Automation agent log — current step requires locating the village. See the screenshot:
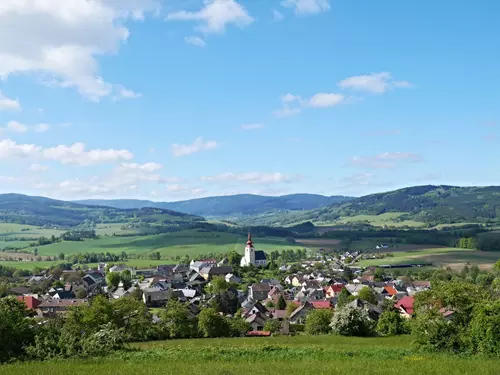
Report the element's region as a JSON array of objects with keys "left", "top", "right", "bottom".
[{"left": 11, "top": 234, "right": 435, "bottom": 334}]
